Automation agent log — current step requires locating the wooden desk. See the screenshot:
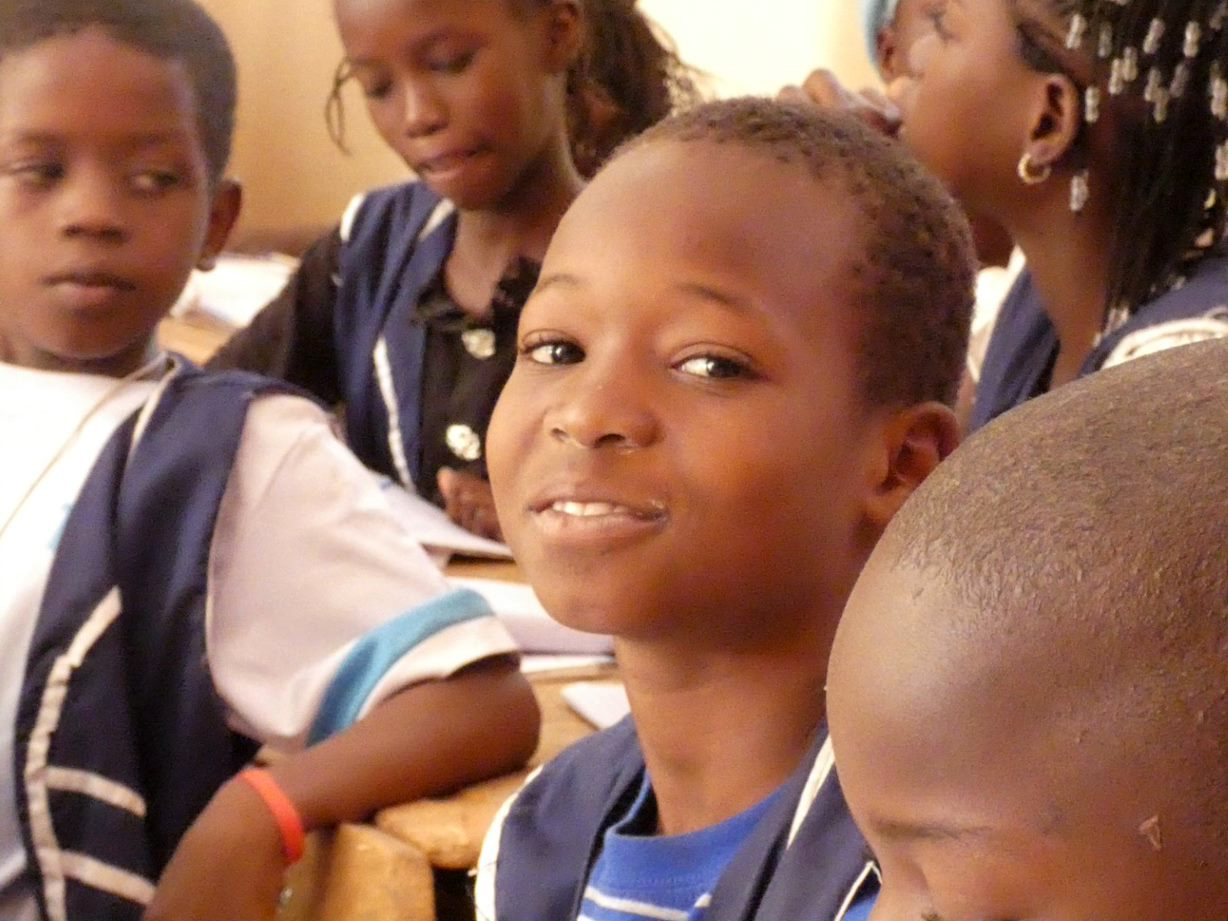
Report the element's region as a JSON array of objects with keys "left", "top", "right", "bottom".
[
  {"left": 279, "top": 664, "right": 613, "bottom": 921},
  {"left": 158, "top": 311, "right": 232, "bottom": 365}
]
